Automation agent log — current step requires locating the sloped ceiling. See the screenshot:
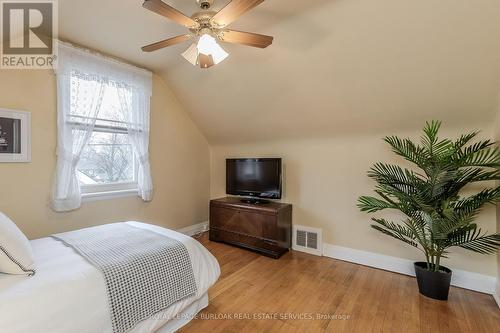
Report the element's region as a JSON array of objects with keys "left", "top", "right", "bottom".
[{"left": 59, "top": 0, "right": 500, "bottom": 143}]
